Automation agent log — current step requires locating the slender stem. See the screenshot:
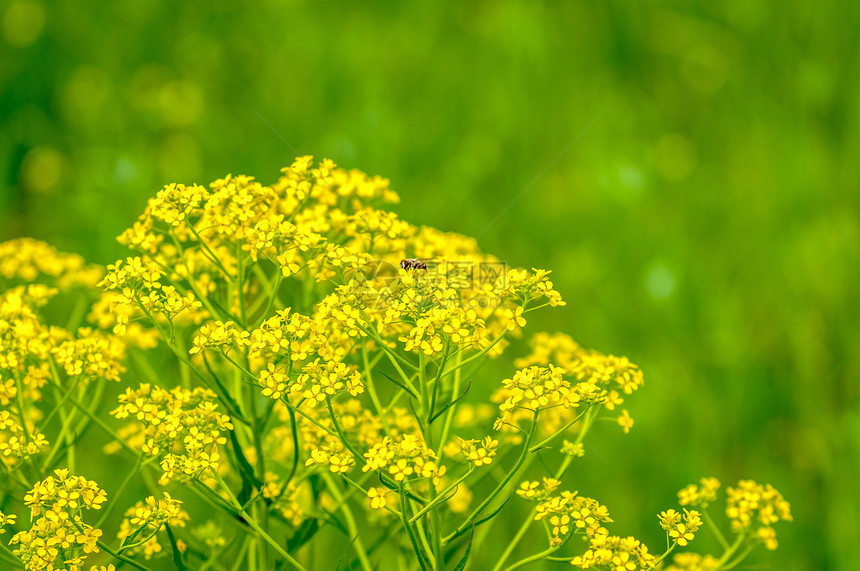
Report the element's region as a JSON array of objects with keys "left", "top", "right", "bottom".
[
  {"left": 443, "top": 331, "right": 507, "bottom": 376},
  {"left": 448, "top": 412, "right": 540, "bottom": 541},
  {"left": 400, "top": 484, "right": 431, "bottom": 571},
  {"left": 321, "top": 473, "right": 374, "bottom": 571},
  {"left": 437, "top": 350, "right": 463, "bottom": 457},
  {"left": 97, "top": 538, "right": 155, "bottom": 571},
  {"left": 703, "top": 507, "right": 729, "bottom": 550},
  {"left": 714, "top": 533, "right": 747, "bottom": 569},
  {"left": 362, "top": 347, "right": 393, "bottom": 436},
  {"left": 236, "top": 241, "right": 248, "bottom": 326},
  {"left": 96, "top": 453, "right": 146, "bottom": 528},
  {"left": 410, "top": 467, "right": 474, "bottom": 523},
  {"left": 502, "top": 544, "right": 562, "bottom": 571},
  {"left": 490, "top": 424, "right": 585, "bottom": 571},
  {"left": 39, "top": 374, "right": 82, "bottom": 429},
  {"left": 254, "top": 269, "right": 283, "bottom": 329},
  {"left": 647, "top": 542, "right": 677, "bottom": 569},
  {"left": 0, "top": 542, "right": 24, "bottom": 569},
  {"left": 326, "top": 398, "right": 365, "bottom": 465},
  {"left": 528, "top": 408, "right": 590, "bottom": 453},
  {"left": 210, "top": 469, "right": 308, "bottom": 570}
]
